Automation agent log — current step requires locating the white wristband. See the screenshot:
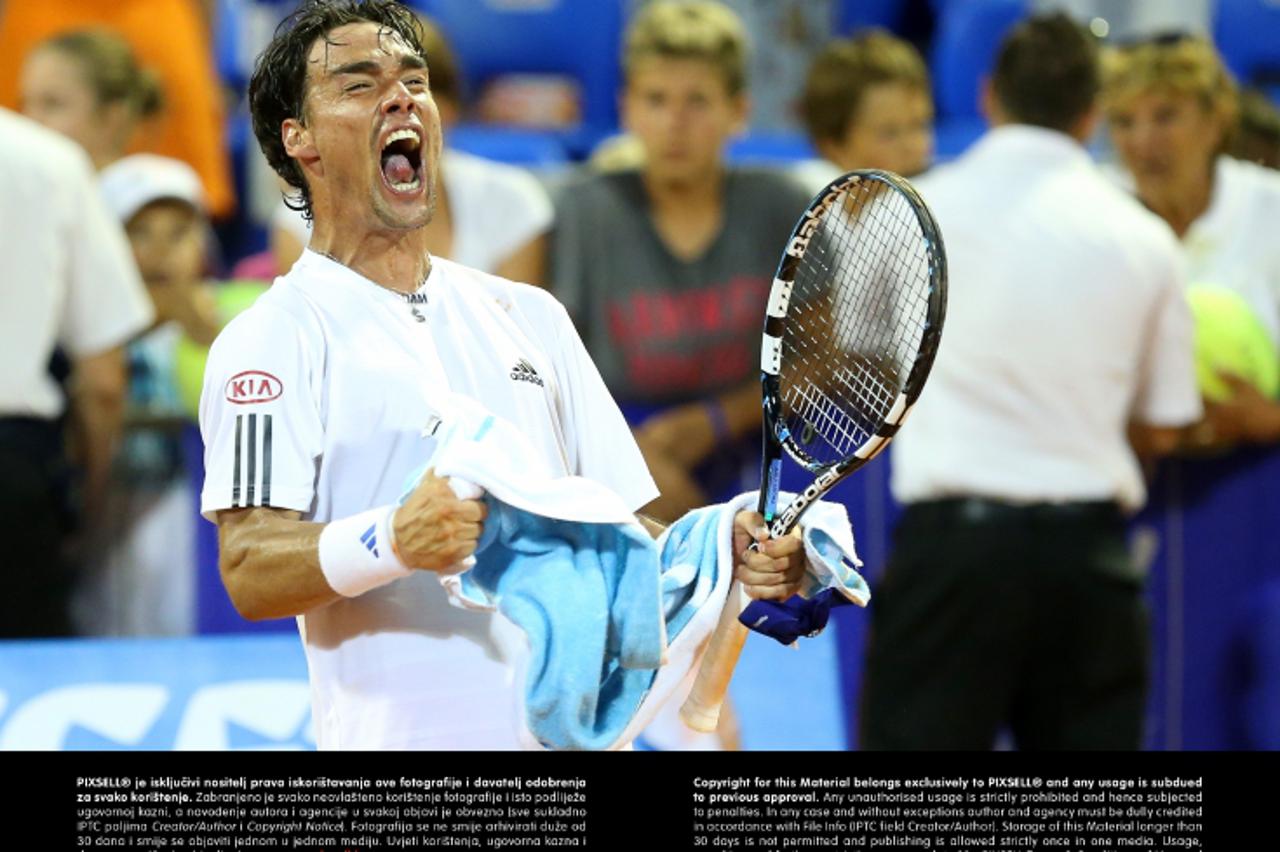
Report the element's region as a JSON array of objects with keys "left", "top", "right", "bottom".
[{"left": 318, "top": 505, "right": 412, "bottom": 598}]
